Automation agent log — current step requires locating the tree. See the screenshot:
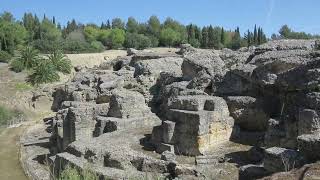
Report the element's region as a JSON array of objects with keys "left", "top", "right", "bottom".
[
  {"left": 147, "top": 16, "right": 161, "bottom": 37},
  {"left": 52, "top": 16, "right": 56, "bottom": 25},
  {"left": 112, "top": 18, "right": 124, "bottom": 29},
  {"left": 160, "top": 28, "right": 180, "bottom": 47},
  {"left": 124, "top": 33, "right": 151, "bottom": 49},
  {"left": 201, "top": 27, "right": 209, "bottom": 48},
  {"left": 186, "top": 24, "right": 200, "bottom": 47},
  {"left": 207, "top": 26, "right": 214, "bottom": 48},
  {"left": 106, "top": 20, "right": 111, "bottom": 29},
  {"left": 98, "top": 29, "right": 111, "bottom": 45},
  {"left": 39, "top": 18, "right": 61, "bottom": 41},
  {"left": 107, "top": 28, "right": 125, "bottom": 49},
  {"left": 221, "top": 27, "right": 225, "bottom": 45},
  {"left": 229, "top": 27, "right": 241, "bottom": 50},
  {"left": 0, "top": 14, "right": 27, "bottom": 54},
  {"left": 100, "top": 22, "right": 106, "bottom": 29},
  {"left": 126, "top": 17, "right": 139, "bottom": 33},
  {"left": 253, "top": 24, "right": 257, "bottom": 45},
  {"left": 163, "top": 17, "right": 187, "bottom": 43},
  {"left": 83, "top": 26, "right": 100, "bottom": 42},
  {"left": 279, "top": 25, "right": 291, "bottom": 39},
  {"left": 245, "top": 30, "right": 252, "bottom": 46},
  {"left": 0, "top": 11, "right": 14, "bottom": 22}
]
